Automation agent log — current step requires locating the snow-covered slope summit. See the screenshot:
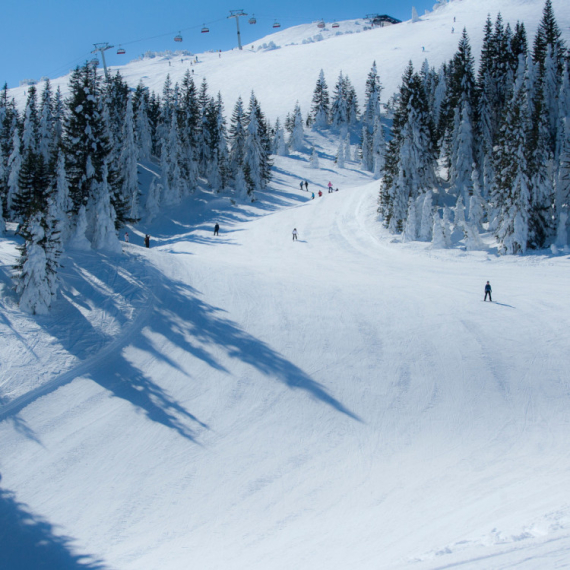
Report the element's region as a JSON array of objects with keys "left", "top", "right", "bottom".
[{"left": 8, "top": 0, "right": 570, "bottom": 122}]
